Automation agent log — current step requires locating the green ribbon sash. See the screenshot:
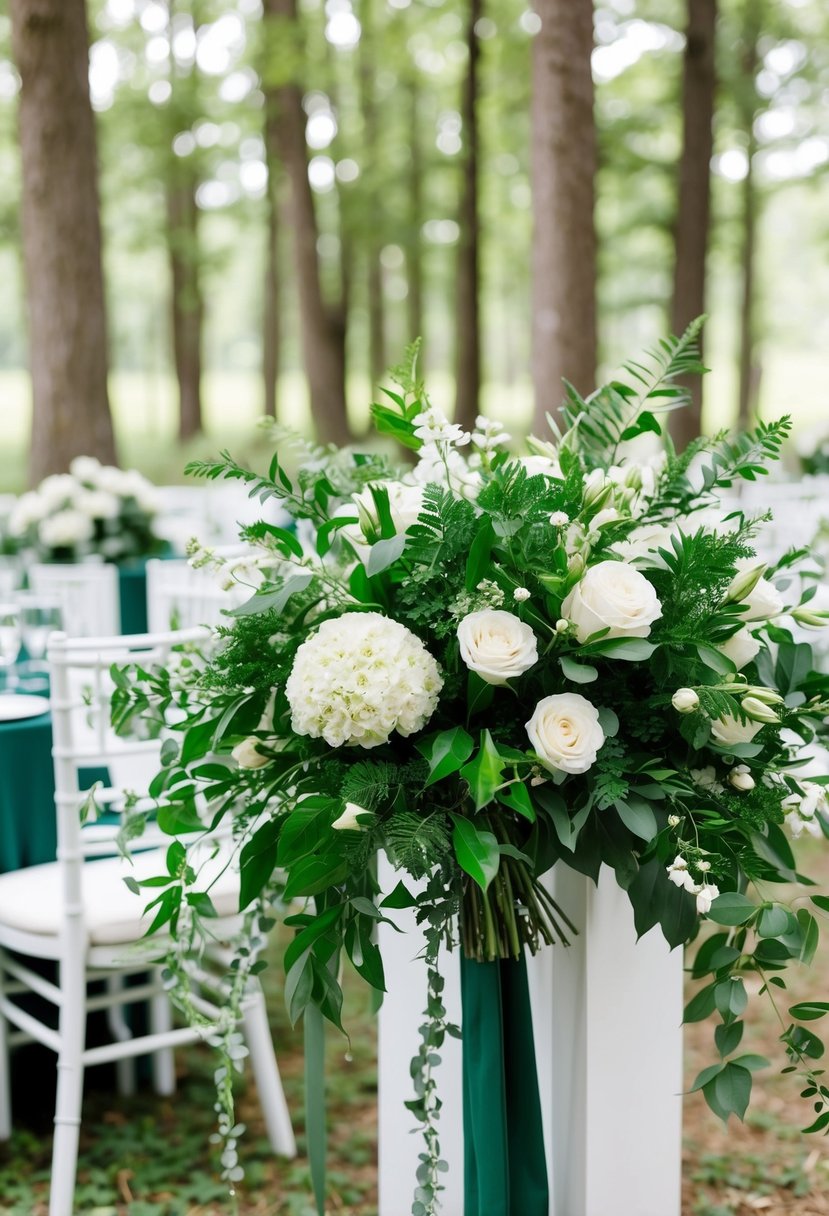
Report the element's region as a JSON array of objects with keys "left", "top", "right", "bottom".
[{"left": 460, "top": 953, "right": 549, "bottom": 1216}]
